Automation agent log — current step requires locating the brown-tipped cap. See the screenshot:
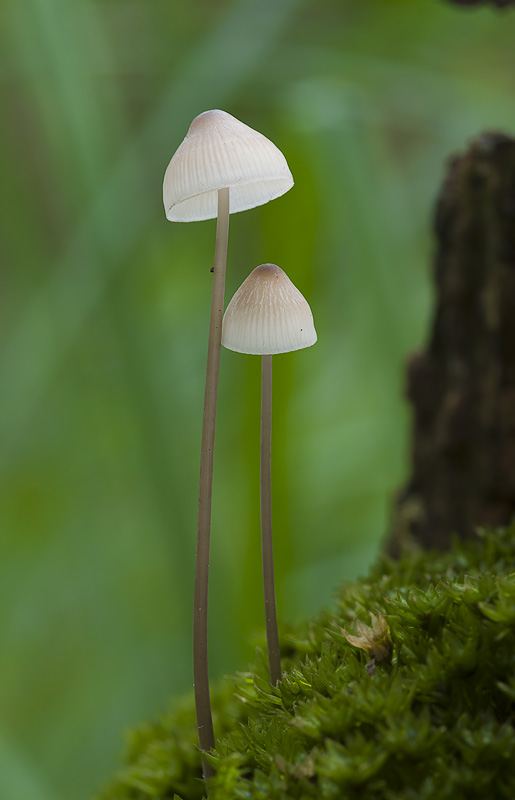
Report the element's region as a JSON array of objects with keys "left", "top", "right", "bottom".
[
  {"left": 222, "top": 264, "right": 317, "bottom": 355},
  {"left": 163, "top": 110, "right": 294, "bottom": 222}
]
